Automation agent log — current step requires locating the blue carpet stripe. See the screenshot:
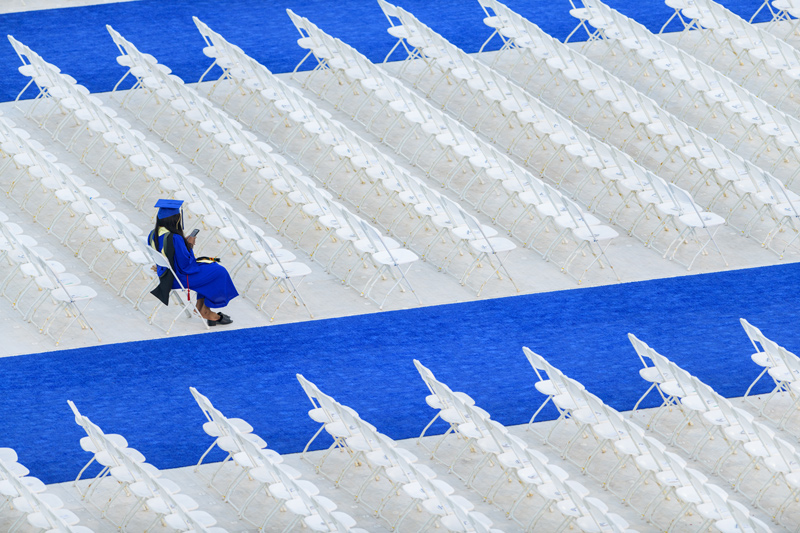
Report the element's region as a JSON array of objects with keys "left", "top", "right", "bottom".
[
  {"left": 2, "top": 263, "right": 798, "bottom": 484},
  {"left": 0, "top": 0, "right": 768, "bottom": 103}
]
